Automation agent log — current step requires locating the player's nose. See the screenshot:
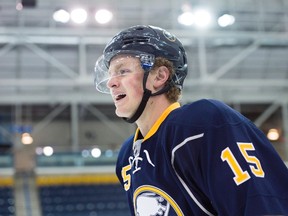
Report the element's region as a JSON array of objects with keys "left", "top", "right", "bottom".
[{"left": 107, "top": 76, "right": 119, "bottom": 89}]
